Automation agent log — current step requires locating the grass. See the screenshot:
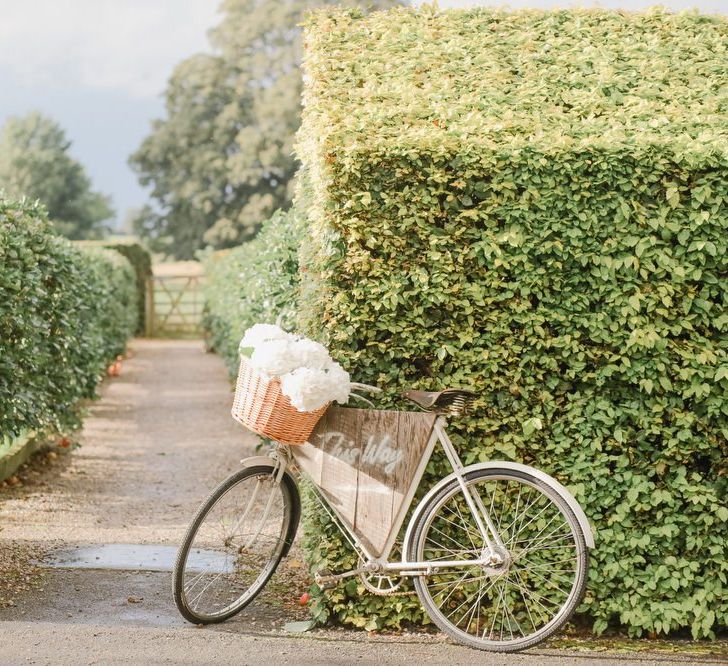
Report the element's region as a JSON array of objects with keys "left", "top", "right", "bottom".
[{"left": 549, "top": 634, "right": 728, "bottom": 656}]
